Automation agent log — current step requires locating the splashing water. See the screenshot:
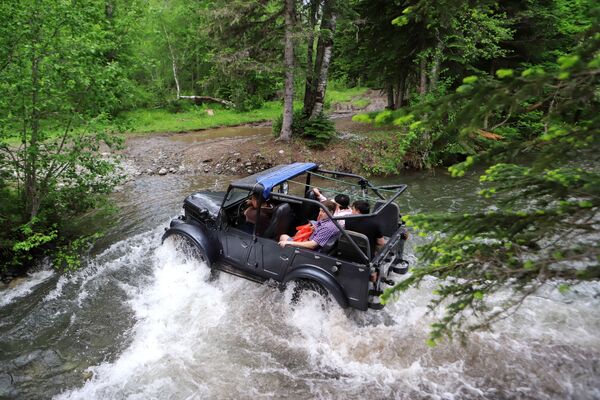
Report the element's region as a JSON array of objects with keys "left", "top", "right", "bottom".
[{"left": 44, "top": 231, "right": 599, "bottom": 400}]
